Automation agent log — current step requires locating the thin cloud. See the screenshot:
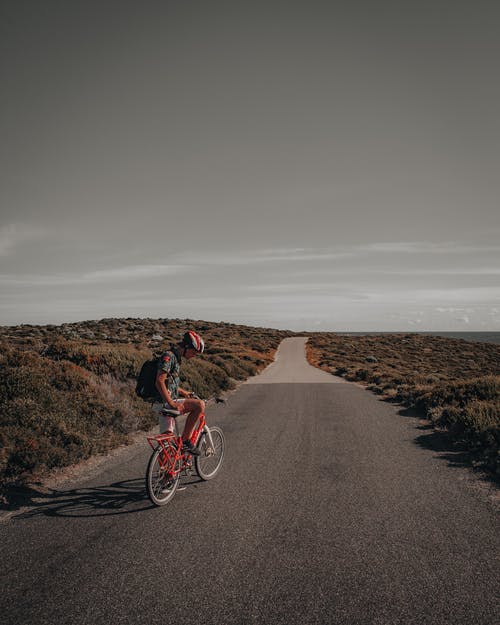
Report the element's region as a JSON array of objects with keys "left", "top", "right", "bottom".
[
  {"left": 245, "top": 282, "right": 370, "bottom": 300},
  {"left": 358, "top": 242, "right": 438, "bottom": 253},
  {"left": 354, "top": 242, "right": 500, "bottom": 255},
  {"left": 2, "top": 239, "right": 499, "bottom": 330},
  {"left": 292, "top": 267, "right": 500, "bottom": 278},
  {"left": 83, "top": 265, "right": 187, "bottom": 282},
  {"left": 0, "top": 264, "right": 187, "bottom": 287},
  {"left": 0, "top": 223, "right": 48, "bottom": 256},
  {"left": 372, "top": 286, "right": 500, "bottom": 304},
  {"left": 355, "top": 267, "right": 500, "bottom": 276},
  {"left": 174, "top": 248, "right": 353, "bottom": 266},
  {"left": 174, "top": 242, "right": 500, "bottom": 268},
  {"left": 436, "top": 307, "right": 475, "bottom": 313}
]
